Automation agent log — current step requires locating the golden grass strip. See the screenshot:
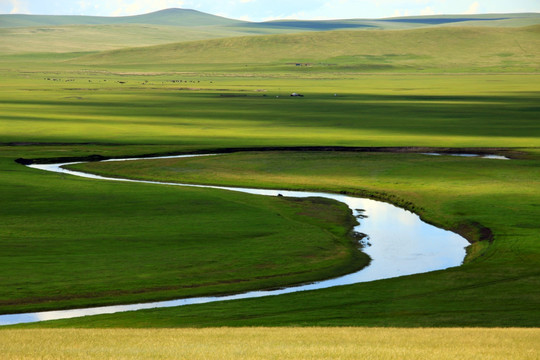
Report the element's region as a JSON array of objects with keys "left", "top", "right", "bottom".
[{"left": 1, "top": 327, "right": 538, "bottom": 360}]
